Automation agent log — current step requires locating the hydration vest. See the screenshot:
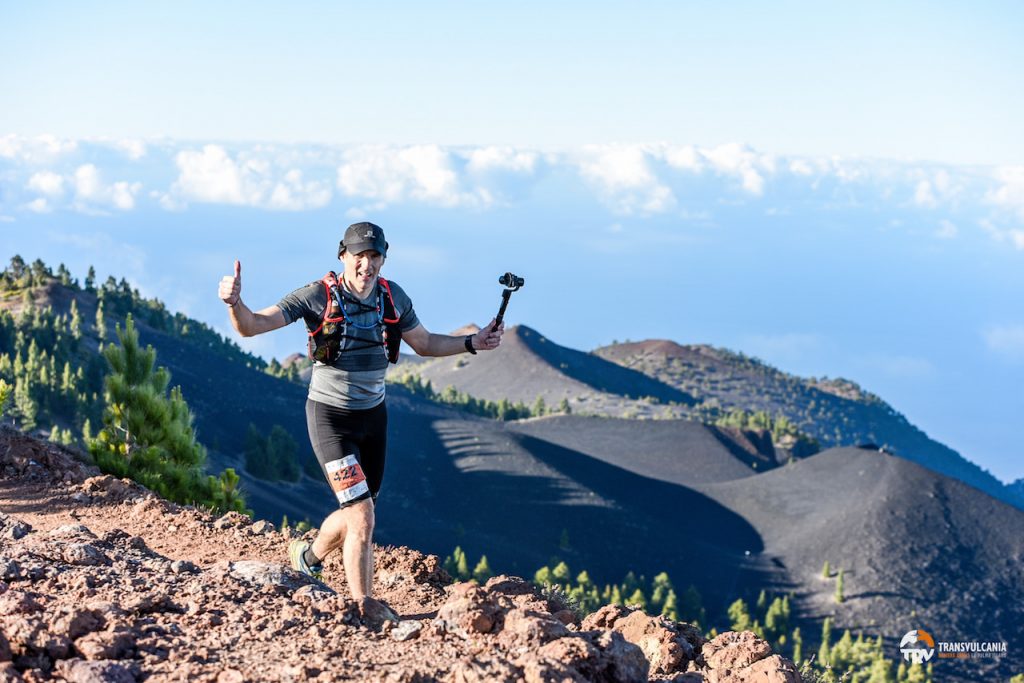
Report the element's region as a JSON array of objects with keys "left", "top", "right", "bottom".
[{"left": 306, "top": 271, "right": 402, "bottom": 366}]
